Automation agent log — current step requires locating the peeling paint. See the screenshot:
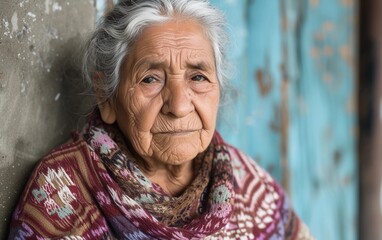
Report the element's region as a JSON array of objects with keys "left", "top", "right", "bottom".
[
  {"left": 27, "top": 12, "right": 37, "bottom": 22},
  {"left": 11, "top": 12, "right": 18, "bottom": 34},
  {"left": 20, "top": 82, "right": 26, "bottom": 93},
  {"left": 36, "top": 53, "right": 52, "bottom": 72},
  {"left": 323, "top": 46, "right": 333, "bottom": 56},
  {"left": 19, "top": 0, "right": 30, "bottom": 8},
  {"left": 0, "top": 72, "right": 7, "bottom": 89},
  {"left": 16, "top": 25, "right": 30, "bottom": 40},
  {"left": 52, "top": 2, "right": 63, "bottom": 12},
  {"left": 38, "top": 1, "right": 64, "bottom": 15},
  {"left": 45, "top": 0, "right": 51, "bottom": 14},
  {"left": 340, "top": 44, "right": 353, "bottom": 67},
  {"left": 2, "top": 19, "right": 11, "bottom": 38},
  {"left": 322, "top": 21, "right": 335, "bottom": 32},
  {"left": 54, "top": 93, "right": 61, "bottom": 101},
  {"left": 341, "top": 0, "right": 354, "bottom": 7},
  {"left": 49, "top": 27, "right": 59, "bottom": 39},
  {"left": 310, "top": 47, "right": 319, "bottom": 58},
  {"left": 313, "top": 31, "right": 324, "bottom": 41},
  {"left": 255, "top": 69, "right": 273, "bottom": 96},
  {"left": 310, "top": 0, "right": 320, "bottom": 7},
  {"left": 333, "top": 149, "right": 343, "bottom": 166},
  {"left": 323, "top": 73, "right": 333, "bottom": 83}
]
